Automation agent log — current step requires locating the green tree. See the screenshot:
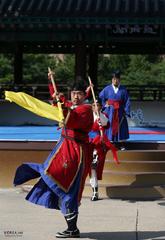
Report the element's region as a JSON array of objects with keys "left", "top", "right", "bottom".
[
  {"left": 0, "top": 53, "right": 165, "bottom": 87},
  {"left": 124, "top": 55, "right": 152, "bottom": 85},
  {"left": 23, "top": 54, "right": 75, "bottom": 87},
  {"left": 98, "top": 54, "right": 130, "bottom": 85},
  {"left": 149, "top": 59, "right": 165, "bottom": 85},
  {"left": 23, "top": 54, "right": 55, "bottom": 84},
  {"left": 0, "top": 54, "right": 13, "bottom": 83},
  {"left": 55, "top": 54, "right": 75, "bottom": 86}
]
